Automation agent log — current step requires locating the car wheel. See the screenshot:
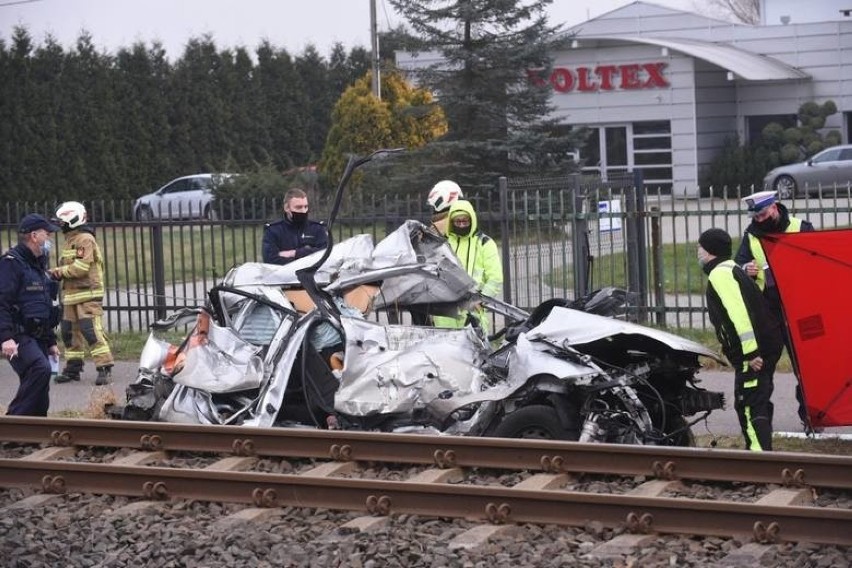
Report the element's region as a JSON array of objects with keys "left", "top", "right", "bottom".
[
  {"left": 136, "top": 206, "right": 153, "bottom": 222},
  {"left": 773, "top": 175, "right": 797, "bottom": 198},
  {"left": 487, "top": 404, "right": 579, "bottom": 441},
  {"left": 203, "top": 205, "right": 218, "bottom": 221}
]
